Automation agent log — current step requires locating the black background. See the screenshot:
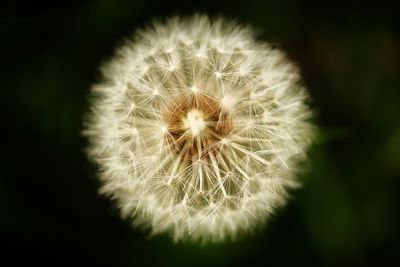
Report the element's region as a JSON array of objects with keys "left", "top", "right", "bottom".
[{"left": 1, "top": 0, "right": 400, "bottom": 266}]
